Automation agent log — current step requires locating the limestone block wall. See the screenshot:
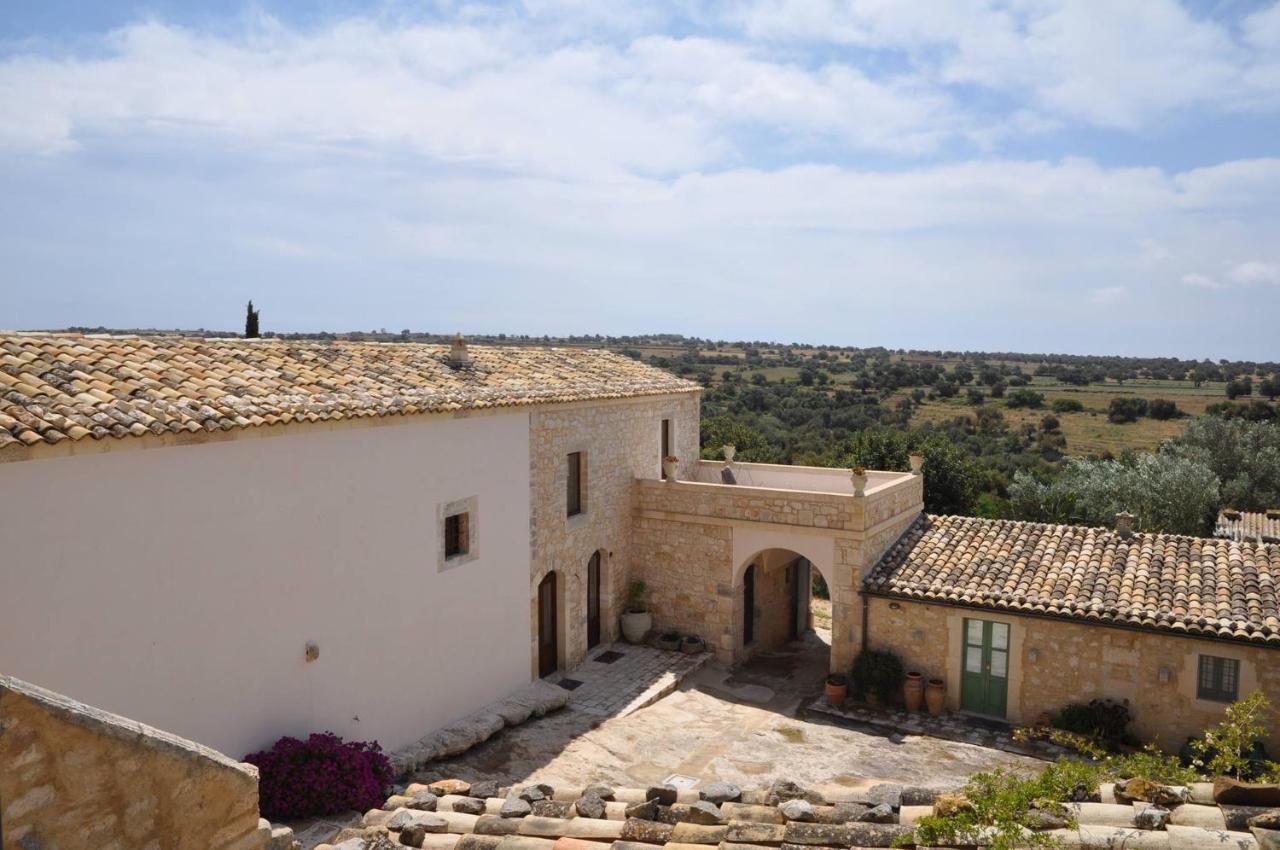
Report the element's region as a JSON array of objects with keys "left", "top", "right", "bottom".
[
  {"left": 529, "top": 392, "right": 701, "bottom": 674},
  {"left": 1, "top": 674, "right": 263, "bottom": 850},
  {"left": 750, "top": 553, "right": 804, "bottom": 655},
  {"left": 865, "top": 597, "right": 1280, "bottom": 751},
  {"left": 634, "top": 480, "right": 858, "bottom": 530},
  {"left": 630, "top": 514, "right": 735, "bottom": 657},
  {"left": 631, "top": 474, "right": 923, "bottom": 669}
]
